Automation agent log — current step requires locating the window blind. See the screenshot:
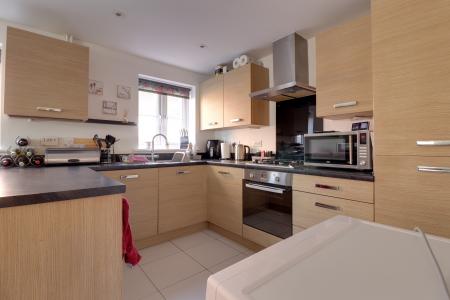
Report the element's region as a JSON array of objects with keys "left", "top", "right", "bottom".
[{"left": 138, "top": 78, "right": 191, "bottom": 99}]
